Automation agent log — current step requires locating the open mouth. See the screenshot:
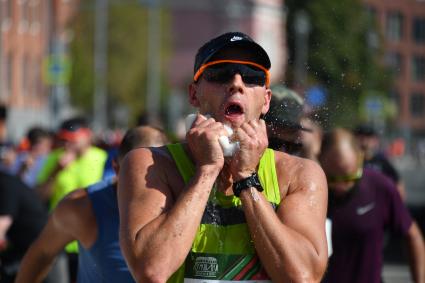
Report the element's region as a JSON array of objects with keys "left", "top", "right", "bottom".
[{"left": 225, "top": 103, "right": 244, "bottom": 116}]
